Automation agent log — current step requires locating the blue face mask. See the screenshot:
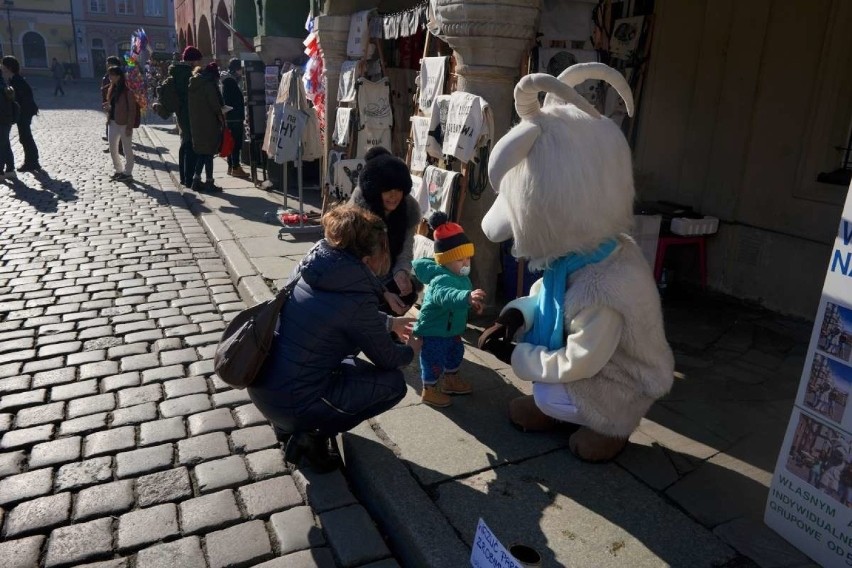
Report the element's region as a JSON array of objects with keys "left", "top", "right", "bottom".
[{"left": 459, "top": 265, "right": 471, "bottom": 277}]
